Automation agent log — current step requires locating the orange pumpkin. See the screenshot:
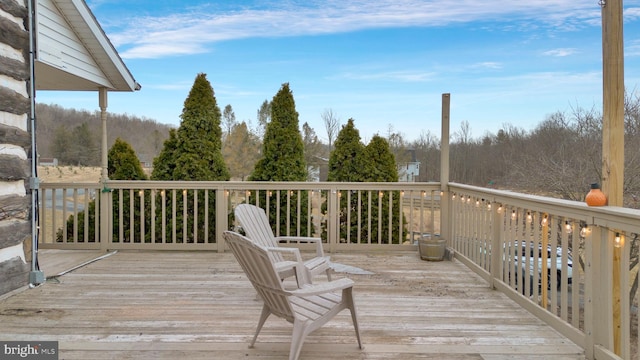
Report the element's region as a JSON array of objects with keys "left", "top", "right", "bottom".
[{"left": 585, "top": 183, "right": 607, "bottom": 206}]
